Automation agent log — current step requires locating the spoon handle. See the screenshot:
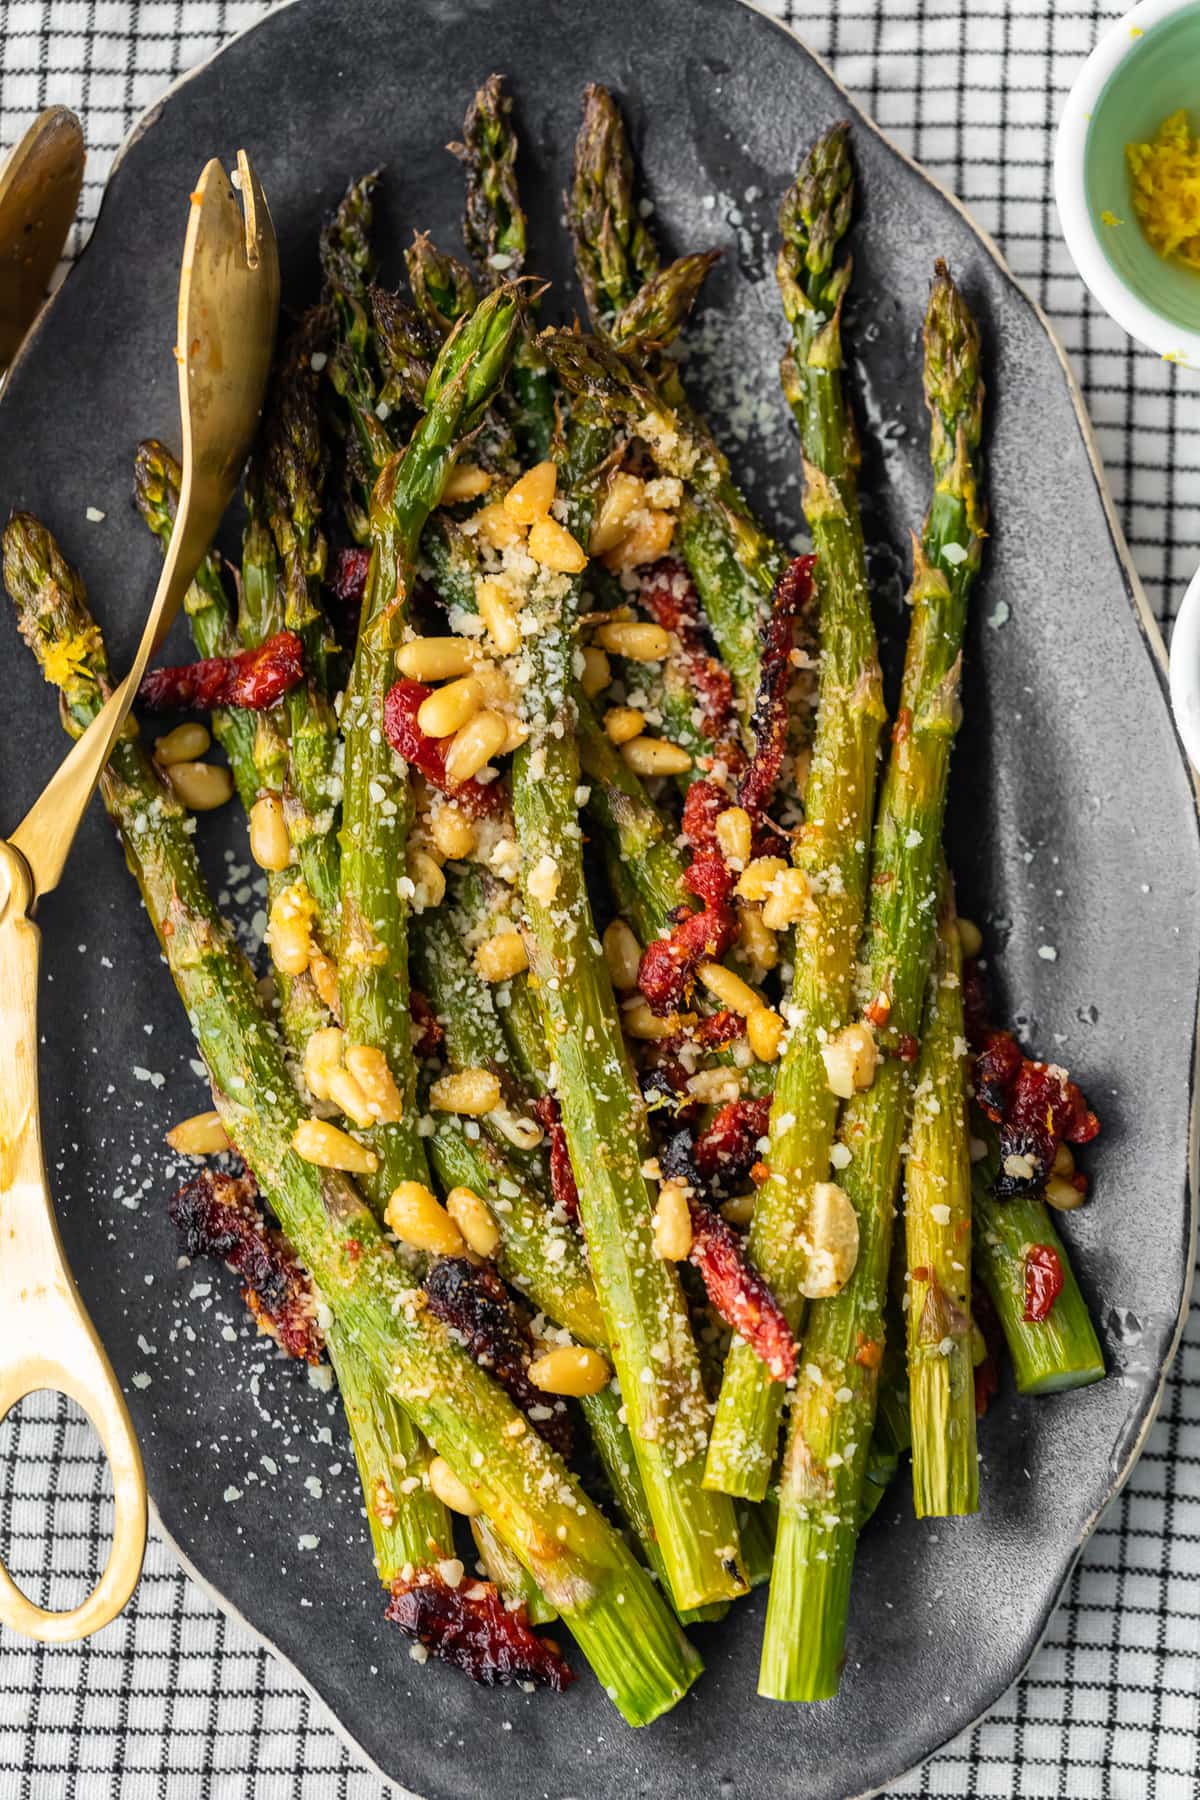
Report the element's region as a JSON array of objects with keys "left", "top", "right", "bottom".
[{"left": 0, "top": 842, "right": 146, "bottom": 1641}]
